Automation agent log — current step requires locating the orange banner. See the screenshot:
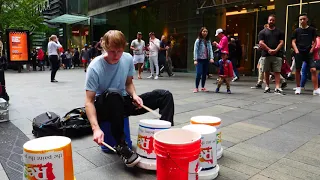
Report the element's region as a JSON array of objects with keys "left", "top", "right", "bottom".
[{"left": 9, "top": 32, "right": 29, "bottom": 61}]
